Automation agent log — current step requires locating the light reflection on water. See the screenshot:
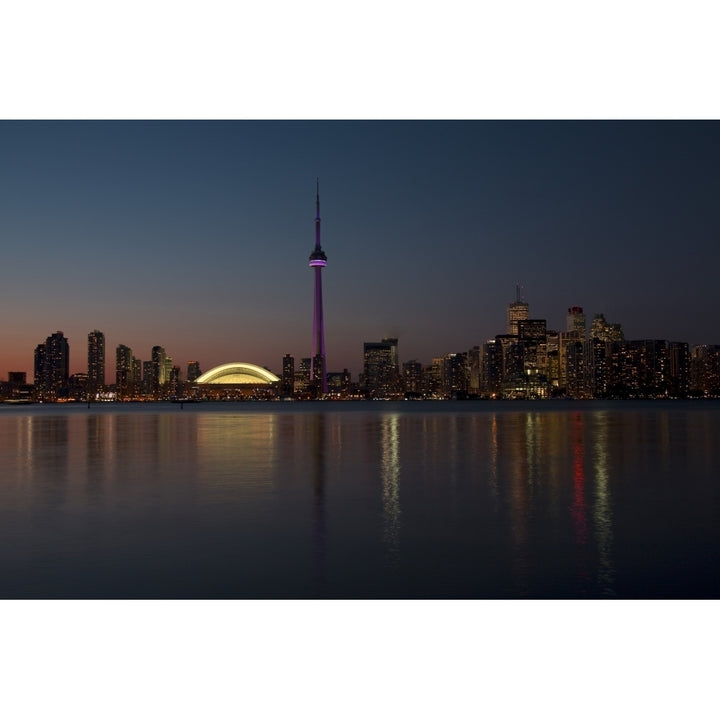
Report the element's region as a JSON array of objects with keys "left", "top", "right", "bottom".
[{"left": 0, "top": 401, "right": 718, "bottom": 598}]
